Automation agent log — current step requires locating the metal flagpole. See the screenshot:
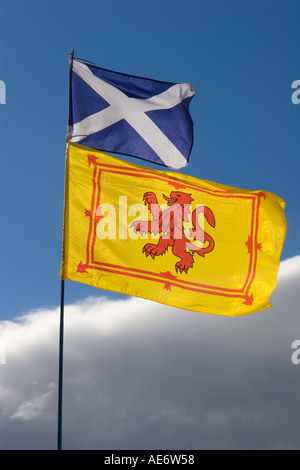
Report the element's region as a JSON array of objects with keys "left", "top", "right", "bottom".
[
  {"left": 57, "top": 48, "right": 74, "bottom": 451},
  {"left": 57, "top": 279, "right": 65, "bottom": 450}
]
